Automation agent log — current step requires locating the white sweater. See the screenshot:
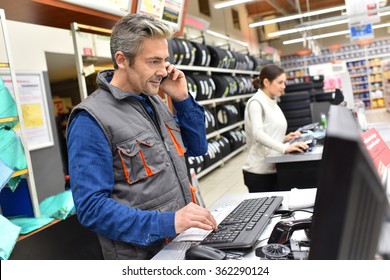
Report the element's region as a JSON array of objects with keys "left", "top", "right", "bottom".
[{"left": 242, "top": 89, "right": 288, "bottom": 174}]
